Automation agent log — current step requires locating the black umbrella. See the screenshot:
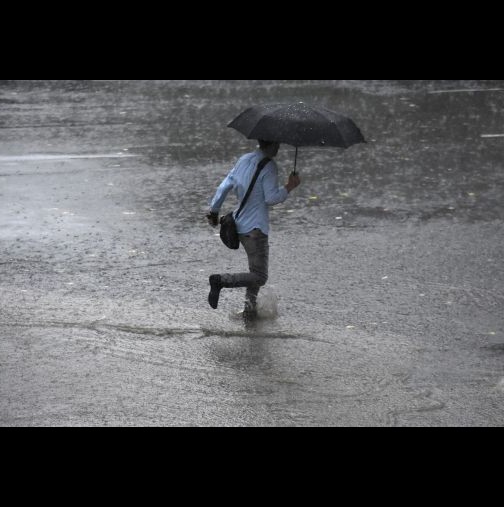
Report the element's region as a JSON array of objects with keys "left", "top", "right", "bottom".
[{"left": 228, "top": 102, "right": 366, "bottom": 173}]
